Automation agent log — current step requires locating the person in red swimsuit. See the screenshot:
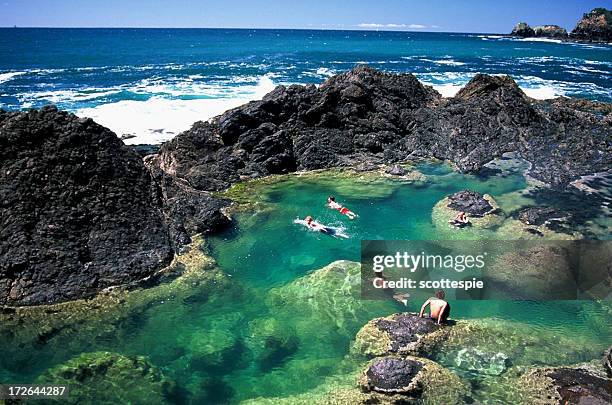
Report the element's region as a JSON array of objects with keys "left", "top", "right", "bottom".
[{"left": 327, "top": 196, "right": 357, "bottom": 219}]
